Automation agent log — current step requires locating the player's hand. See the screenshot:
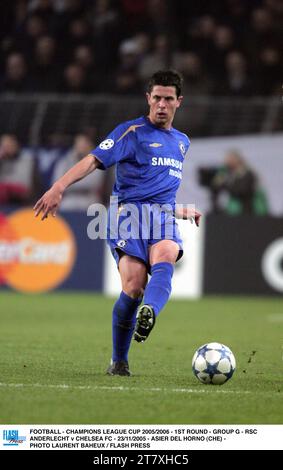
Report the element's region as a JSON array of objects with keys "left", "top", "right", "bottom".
[
  {"left": 185, "top": 208, "right": 202, "bottom": 226},
  {"left": 33, "top": 184, "right": 63, "bottom": 220},
  {"left": 192, "top": 209, "right": 202, "bottom": 226},
  {"left": 175, "top": 206, "right": 202, "bottom": 226}
]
